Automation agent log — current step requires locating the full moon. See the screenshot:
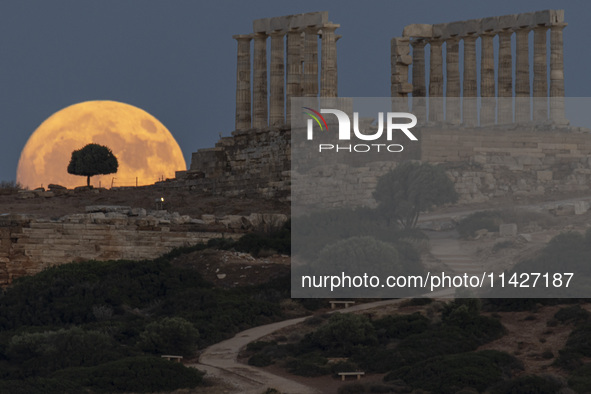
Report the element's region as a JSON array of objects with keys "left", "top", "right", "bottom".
[{"left": 17, "top": 101, "right": 187, "bottom": 189}]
